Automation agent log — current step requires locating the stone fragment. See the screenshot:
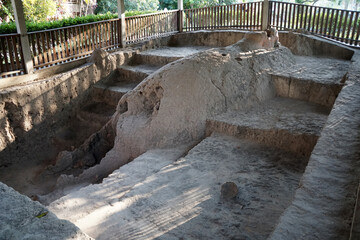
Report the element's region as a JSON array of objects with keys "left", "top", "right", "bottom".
[
  {"left": 221, "top": 182, "right": 238, "bottom": 199},
  {"left": 48, "top": 151, "right": 73, "bottom": 173}
]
